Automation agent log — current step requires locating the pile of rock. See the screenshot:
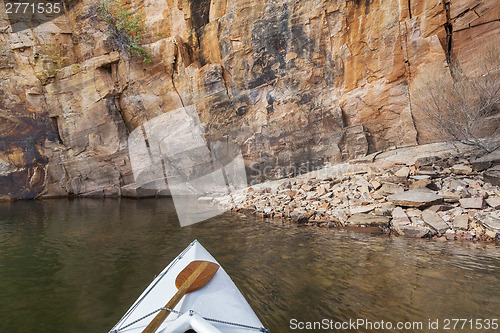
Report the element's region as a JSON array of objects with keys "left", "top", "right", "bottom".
[{"left": 229, "top": 152, "right": 500, "bottom": 242}]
